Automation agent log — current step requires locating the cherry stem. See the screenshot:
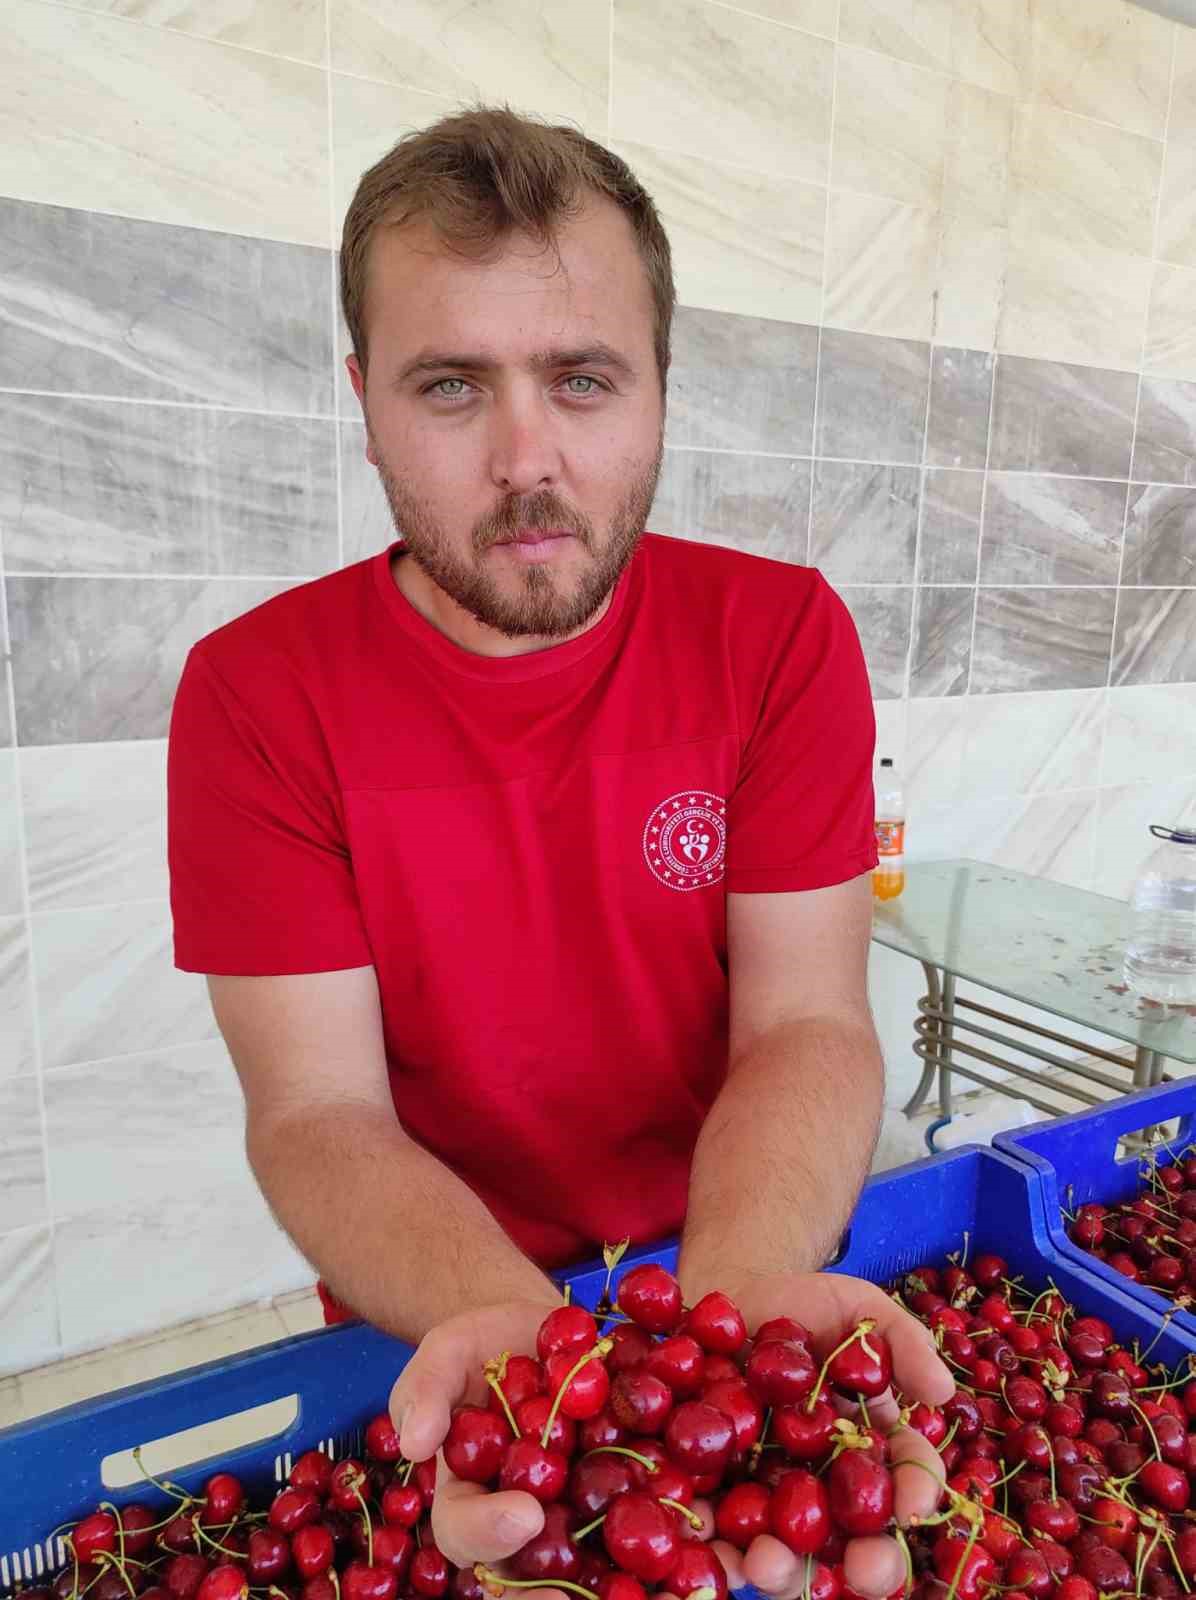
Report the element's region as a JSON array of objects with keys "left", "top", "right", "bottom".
[
  {"left": 572, "top": 1513, "right": 607, "bottom": 1542},
  {"left": 893, "top": 1525, "right": 915, "bottom": 1598},
  {"left": 858, "top": 1395, "right": 872, "bottom": 1432},
  {"left": 95, "top": 1554, "right": 136, "bottom": 1600},
  {"left": 98, "top": 1503, "right": 126, "bottom": 1572},
  {"left": 129, "top": 1447, "right": 192, "bottom": 1506},
  {"left": 475, "top": 1566, "right": 599, "bottom": 1600},
  {"left": 195, "top": 1523, "right": 245, "bottom": 1561},
  {"left": 943, "top": 1516, "right": 982, "bottom": 1600},
  {"left": 485, "top": 1353, "right": 522, "bottom": 1440},
  {"left": 583, "top": 1445, "right": 660, "bottom": 1472},
  {"left": 540, "top": 1339, "right": 614, "bottom": 1450},
  {"left": 660, "top": 1498, "right": 704, "bottom": 1531},
  {"left": 1126, "top": 1395, "right": 1164, "bottom": 1461},
  {"left": 807, "top": 1321, "right": 877, "bottom": 1414},
  {"left": 352, "top": 1485, "right": 374, "bottom": 1568},
  {"left": 401, "top": 1459, "right": 416, "bottom": 1486}
]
